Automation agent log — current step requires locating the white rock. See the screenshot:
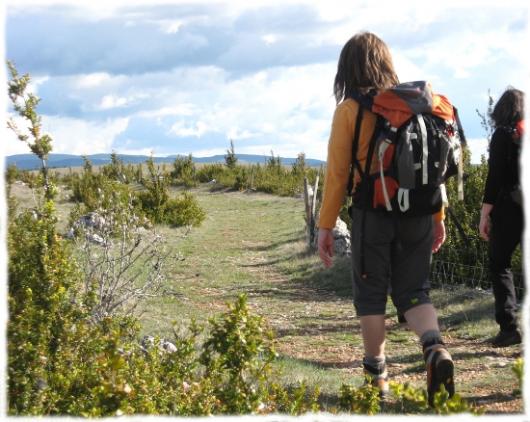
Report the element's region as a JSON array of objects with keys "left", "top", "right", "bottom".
[
  {"left": 161, "top": 340, "right": 177, "bottom": 353},
  {"left": 313, "top": 217, "right": 351, "bottom": 257},
  {"left": 86, "top": 233, "right": 105, "bottom": 245}
]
